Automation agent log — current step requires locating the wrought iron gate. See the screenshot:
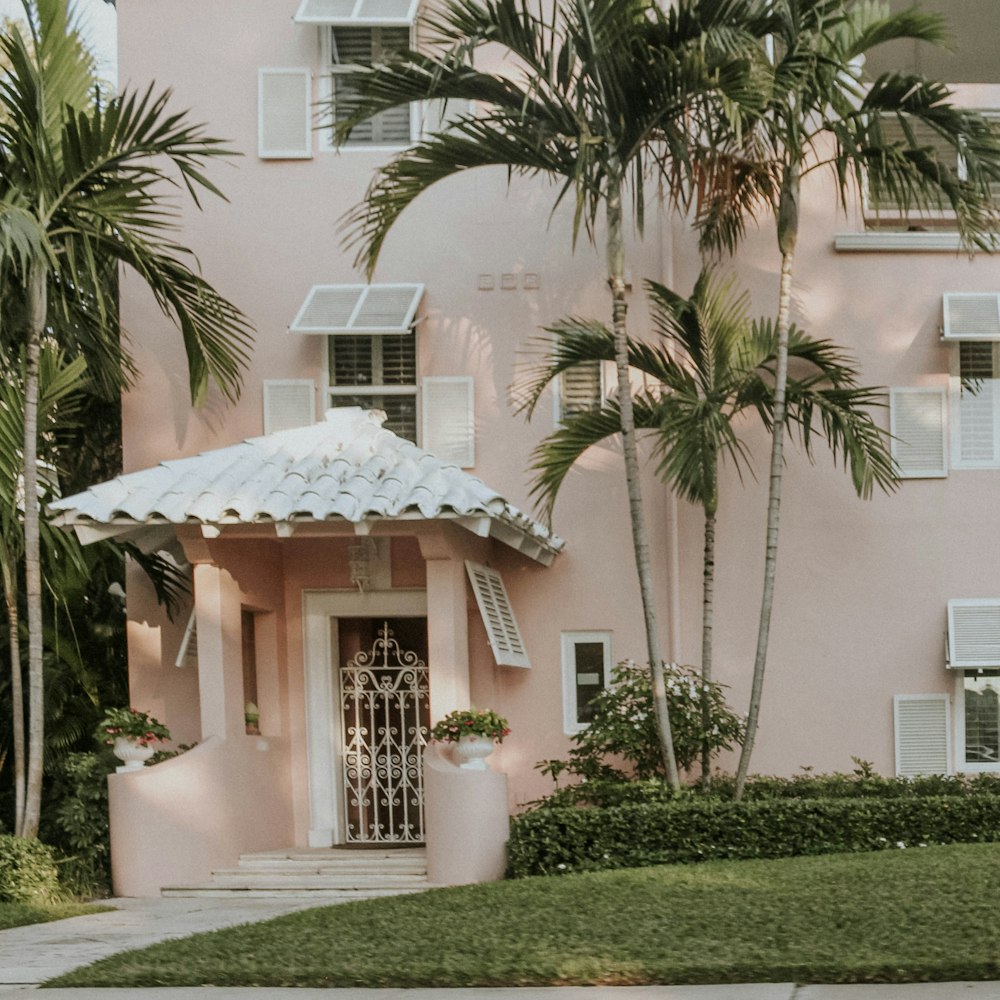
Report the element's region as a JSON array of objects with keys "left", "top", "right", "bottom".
[{"left": 341, "top": 620, "right": 429, "bottom": 843}]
